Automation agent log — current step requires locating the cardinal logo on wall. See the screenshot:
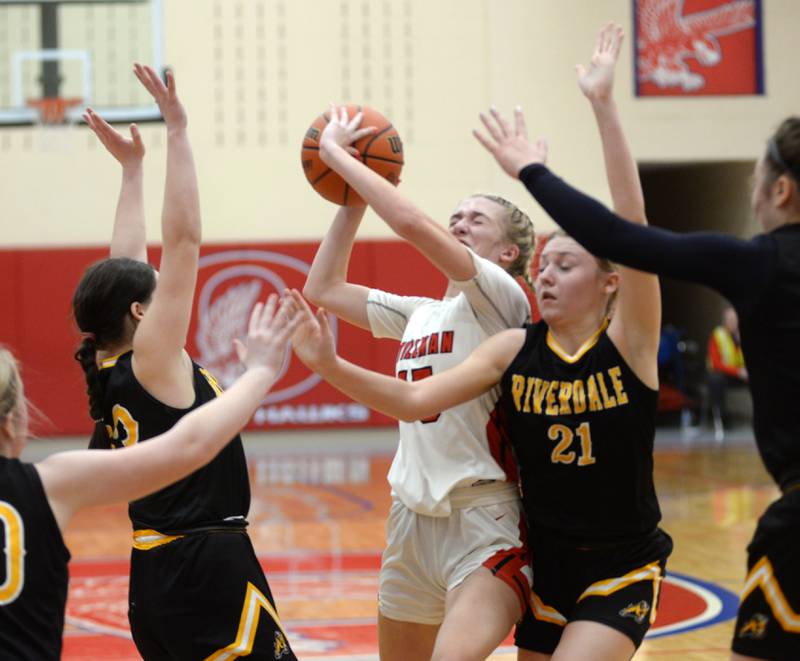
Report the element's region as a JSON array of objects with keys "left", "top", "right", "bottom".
[{"left": 635, "top": 0, "right": 762, "bottom": 96}]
